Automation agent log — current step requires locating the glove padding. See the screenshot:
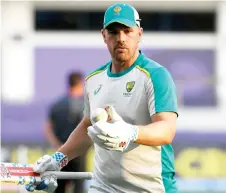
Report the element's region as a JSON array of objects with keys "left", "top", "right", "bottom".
[
  {"left": 25, "top": 173, "right": 57, "bottom": 192},
  {"left": 25, "top": 152, "right": 68, "bottom": 193},
  {"left": 88, "top": 106, "right": 139, "bottom": 152}
]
